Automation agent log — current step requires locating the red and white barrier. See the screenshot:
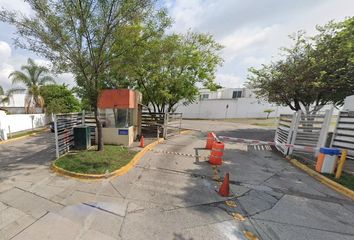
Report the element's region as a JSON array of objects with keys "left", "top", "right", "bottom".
[{"left": 219, "top": 136, "right": 317, "bottom": 153}]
